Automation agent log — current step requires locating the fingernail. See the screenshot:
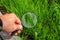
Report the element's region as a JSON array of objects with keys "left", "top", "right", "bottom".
[{"left": 19, "top": 25, "right": 23, "bottom": 30}]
